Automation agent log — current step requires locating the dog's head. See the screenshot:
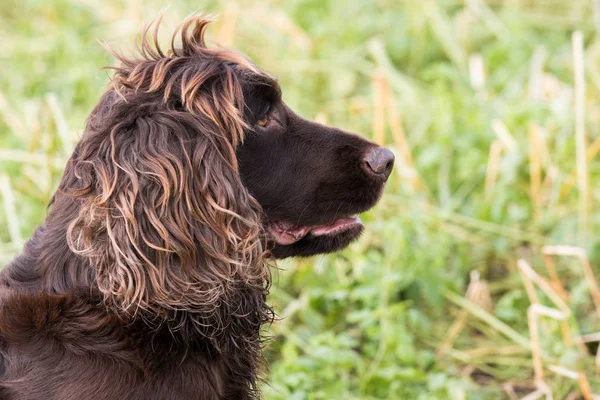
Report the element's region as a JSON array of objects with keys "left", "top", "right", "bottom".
[
  {"left": 238, "top": 92, "right": 394, "bottom": 258},
  {"left": 58, "top": 15, "right": 393, "bottom": 329}
]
